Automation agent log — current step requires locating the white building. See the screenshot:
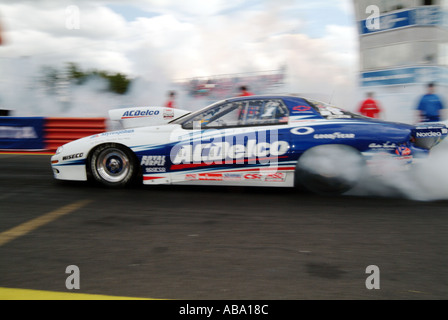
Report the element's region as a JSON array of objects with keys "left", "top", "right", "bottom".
[{"left": 353, "top": 0, "right": 448, "bottom": 123}]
